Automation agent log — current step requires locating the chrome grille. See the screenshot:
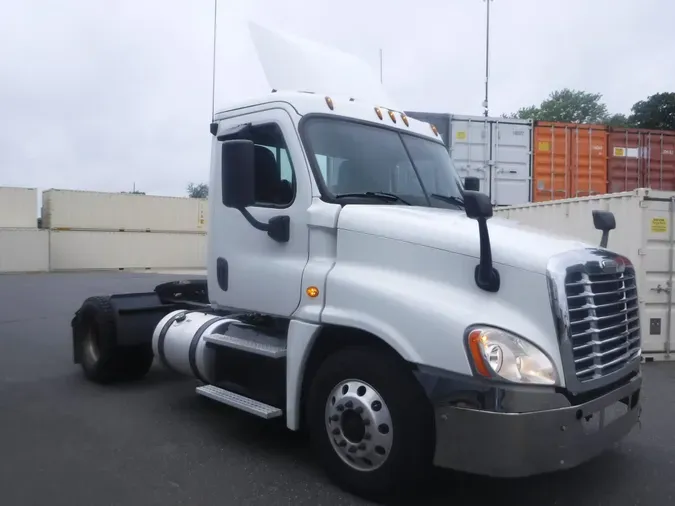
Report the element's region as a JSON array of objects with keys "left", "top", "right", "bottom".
[{"left": 564, "top": 267, "right": 641, "bottom": 382}]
